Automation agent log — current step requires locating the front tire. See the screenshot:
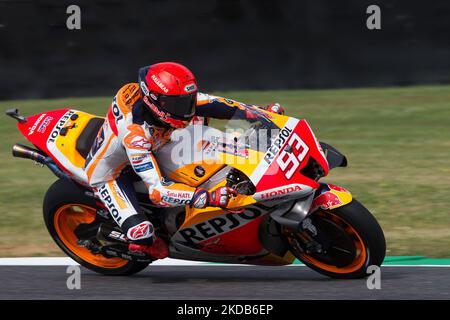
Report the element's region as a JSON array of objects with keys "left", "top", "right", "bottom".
[
  {"left": 43, "top": 178, "right": 150, "bottom": 276},
  {"left": 285, "top": 199, "right": 386, "bottom": 279}
]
